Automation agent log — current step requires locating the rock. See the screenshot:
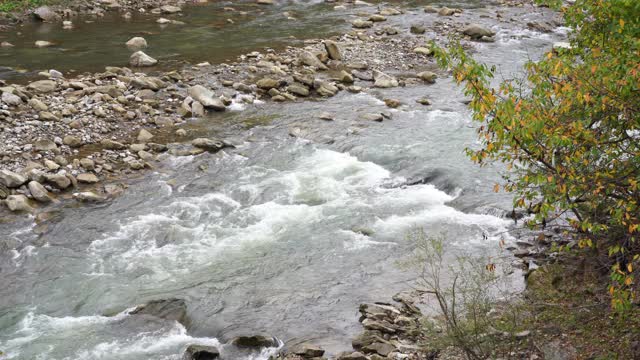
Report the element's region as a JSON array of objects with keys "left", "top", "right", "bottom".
[
  {"left": 319, "top": 112, "right": 334, "bottom": 121},
  {"left": 362, "top": 342, "right": 396, "bottom": 356},
  {"left": 314, "top": 80, "right": 338, "bottom": 97},
  {"left": 338, "top": 352, "right": 367, "bottom": 360},
  {"left": 33, "top": 6, "right": 58, "bottom": 21},
  {"left": 130, "top": 298, "right": 189, "bottom": 326},
  {"left": 126, "top": 37, "right": 148, "bottom": 49},
  {"left": 360, "top": 113, "right": 383, "bottom": 122},
  {"left": 28, "top": 80, "right": 57, "bottom": 93},
  {"left": 410, "top": 25, "right": 426, "bottom": 34},
  {"left": 541, "top": 339, "right": 578, "bottom": 360},
  {"left": 290, "top": 343, "right": 324, "bottom": 357},
  {"left": 352, "top": 19, "right": 373, "bottom": 28},
  {"left": 191, "top": 101, "right": 205, "bottom": 116},
  {"left": 384, "top": 99, "right": 400, "bottom": 108},
  {"left": 77, "top": 173, "right": 99, "bottom": 184},
  {"left": 34, "top": 139, "right": 58, "bottom": 152},
  {"left": 101, "top": 139, "right": 126, "bottom": 150},
  {"left": 28, "top": 181, "right": 51, "bottom": 203},
  {"left": 257, "top": 0, "right": 274, "bottom": 4},
  {"left": 80, "top": 158, "right": 95, "bottom": 170},
  {"left": 35, "top": 40, "right": 54, "bottom": 48},
  {"left": 45, "top": 174, "right": 71, "bottom": 189},
  {"left": 62, "top": 20, "right": 73, "bottom": 29},
  {"left": 137, "top": 129, "right": 154, "bottom": 142},
  {"left": 63, "top": 135, "right": 82, "bottom": 148},
  {"left": 413, "top": 47, "right": 432, "bottom": 56},
  {"left": 1, "top": 41, "right": 14, "bottom": 47},
  {"left": 187, "top": 85, "right": 225, "bottom": 111},
  {"left": 462, "top": 24, "right": 495, "bottom": 39},
  {"left": 230, "top": 335, "right": 279, "bottom": 348},
  {"left": 324, "top": 40, "right": 342, "bottom": 60},
  {"left": 28, "top": 98, "right": 48, "bottom": 111},
  {"left": 192, "top": 138, "right": 232, "bottom": 152},
  {"left": 362, "top": 318, "right": 396, "bottom": 333},
  {"left": 73, "top": 192, "right": 106, "bottom": 202},
  {"left": 161, "top": 5, "right": 181, "bottom": 13},
  {"left": 157, "top": 17, "right": 172, "bottom": 24},
  {"left": 44, "top": 159, "right": 60, "bottom": 171},
  {"left": 287, "top": 84, "right": 309, "bottom": 97},
  {"left": 299, "top": 51, "right": 328, "bottom": 70},
  {"left": 373, "top": 70, "right": 398, "bottom": 88},
  {"left": 424, "top": 5, "right": 438, "bottom": 13},
  {"left": 369, "top": 14, "right": 386, "bottom": 22},
  {"left": 0, "top": 184, "right": 9, "bottom": 200},
  {"left": 1, "top": 92, "right": 22, "bottom": 106},
  {"left": 39, "top": 111, "right": 59, "bottom": 122},
  {"left": 129, "top": 51, "right": 157, "bottom": 67},
  {"left": 438, "top": 7, "right": 456, "bottom": 16},
  {"left": 256, "top": 78, "right": 281, "bottom": 90},
  {"left": 182, "top": 345, "right": 220, "bottom": 360},
  {"left": 0, "top": 170, "right": 27, "bottom": 188},
  {"left": 379, "top": 7, "right": 400, "bottom": 15},
  {"left": 417, "top": 97, "right": 431, "bottom": 105},
  {"left": 417, "top": 71, "right": 437, "bottom": 84},
  {"left": 337, "top": 70, "right": 354, "bottom": 83},
  {"left": 49, "top": 69, "right": 63, "bottom": 79},
  {"left": 5, "top": 195, "right": 32, "bottom": 212}
]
